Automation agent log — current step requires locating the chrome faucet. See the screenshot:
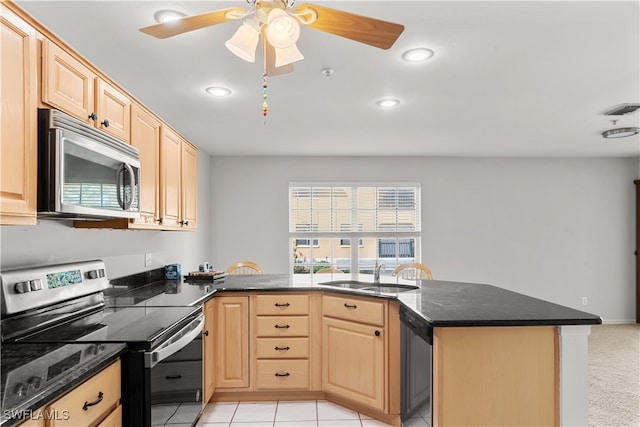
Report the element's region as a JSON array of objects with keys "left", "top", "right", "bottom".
[{"left": 374, "top": 262, "right": 385, "bottom": 284}]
